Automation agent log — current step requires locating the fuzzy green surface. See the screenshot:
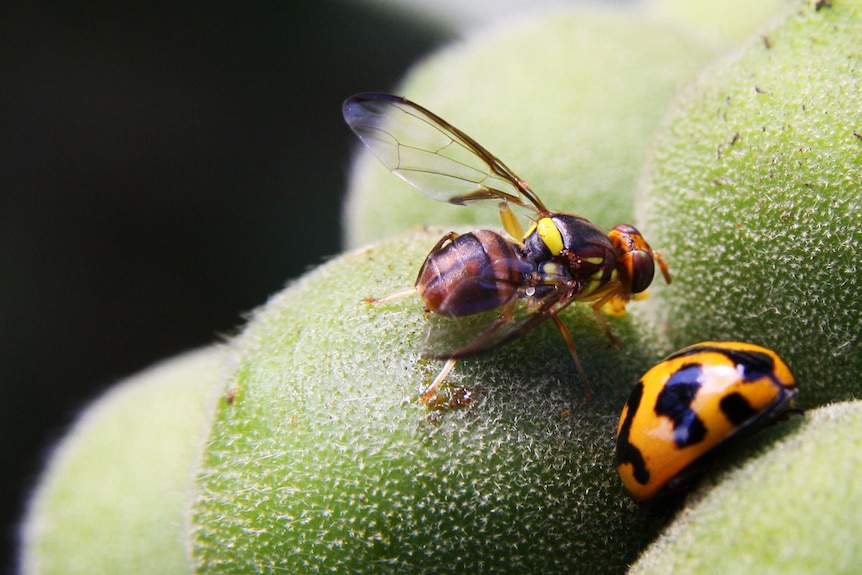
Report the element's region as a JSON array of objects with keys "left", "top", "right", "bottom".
[
  {"left": 343, "top": 7, "right": 717, "bottom": 248},
  {"left": 639, "top": 0, "right": 862, "bottom": 407},
  {"left": 19, "top": 347, "right": 229, "bottom": 575},
  {"left": 629, "top": 401, "right": 862, "bottom": 574},
  {"left": 648, "top": 0, "right": 788, "bottom": 45},
  {"left": 190, "top": 229, "right": 676, "bottom": 574},
  {"left": 22, "top": 2, "right": 862, "bottom": 573}
]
